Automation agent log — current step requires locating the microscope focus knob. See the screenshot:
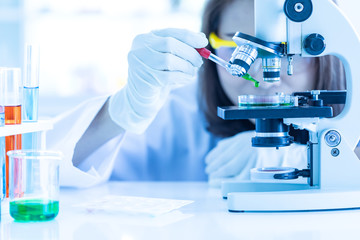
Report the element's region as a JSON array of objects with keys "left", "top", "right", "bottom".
[
  {"left": 284, "top": 0, "right": 313, "bottom": 22},
  {"left": 304, "top": 33, "right": 326, "bottom": 55}
]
